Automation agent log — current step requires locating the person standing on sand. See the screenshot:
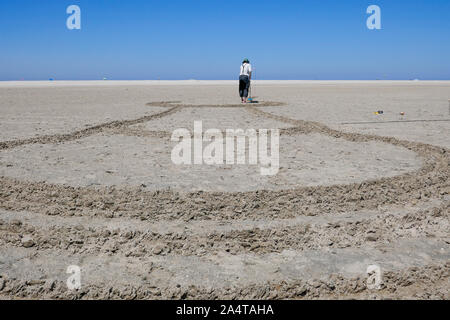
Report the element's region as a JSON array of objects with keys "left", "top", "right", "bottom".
[{"left": 239, "top": 58, "right": 252, "bottom": 103}]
